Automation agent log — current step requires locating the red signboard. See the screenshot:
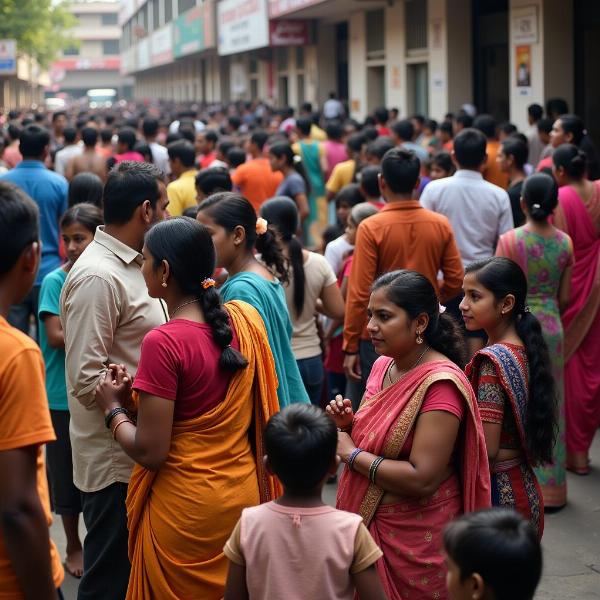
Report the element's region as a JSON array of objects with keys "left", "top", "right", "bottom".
[
  {"left": 269, "top": 20, "right": 309, "bottom": 46},
  {"left": 51, "top": 58, "right": 121, "bottom": 71}
]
